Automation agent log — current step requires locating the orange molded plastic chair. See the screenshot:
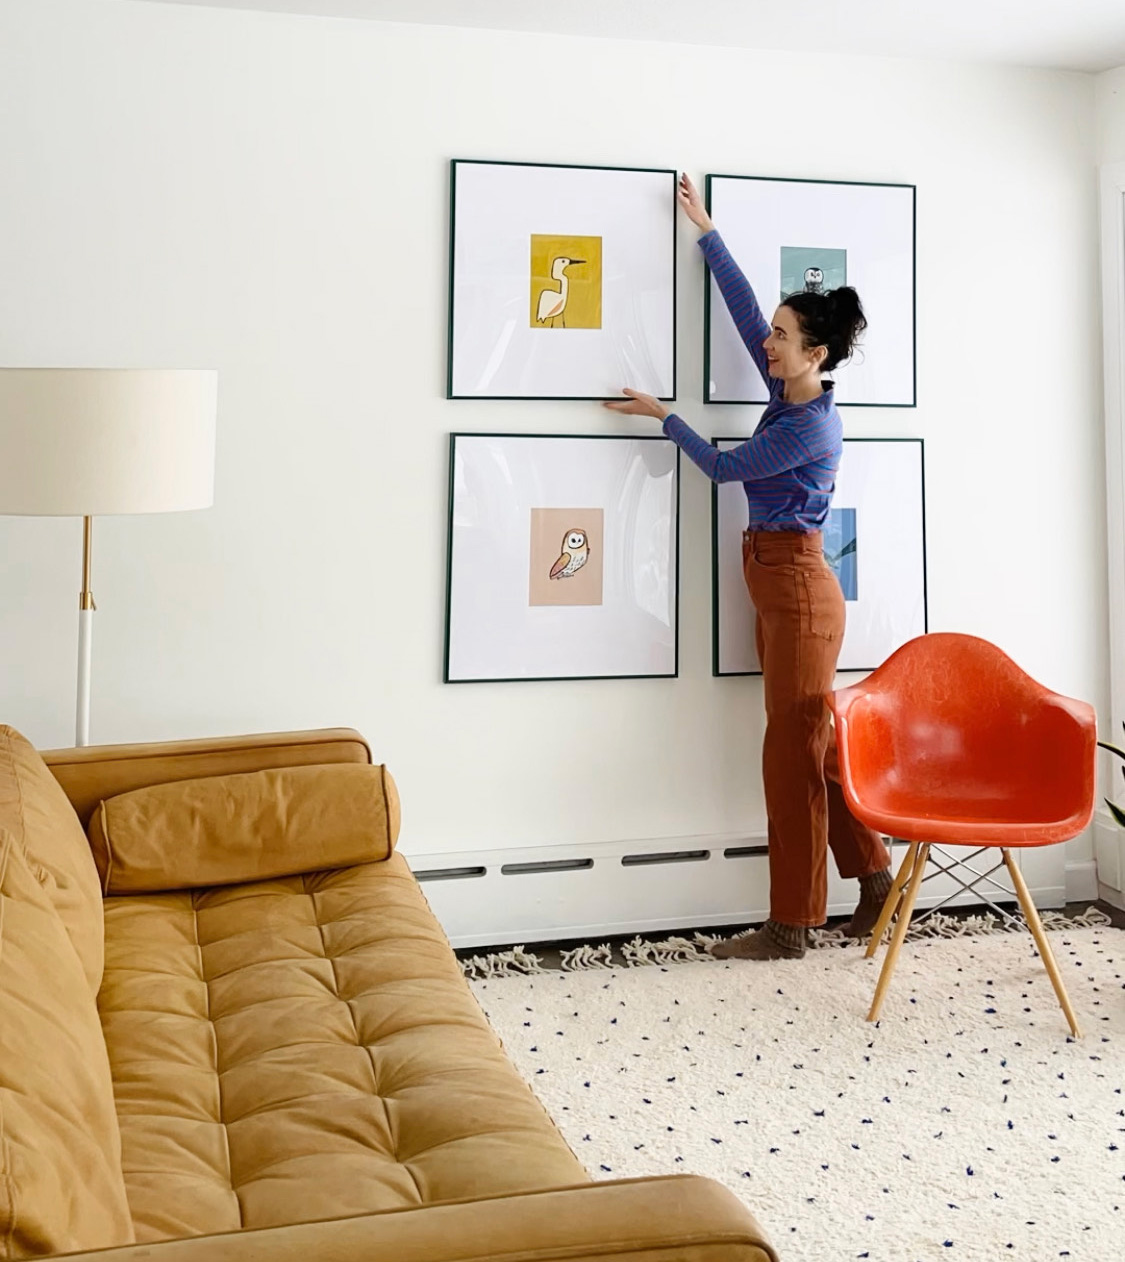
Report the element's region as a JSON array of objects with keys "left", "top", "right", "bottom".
[{"left": 831, "top": 632, "right": 1096, "bottom": 1038}]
